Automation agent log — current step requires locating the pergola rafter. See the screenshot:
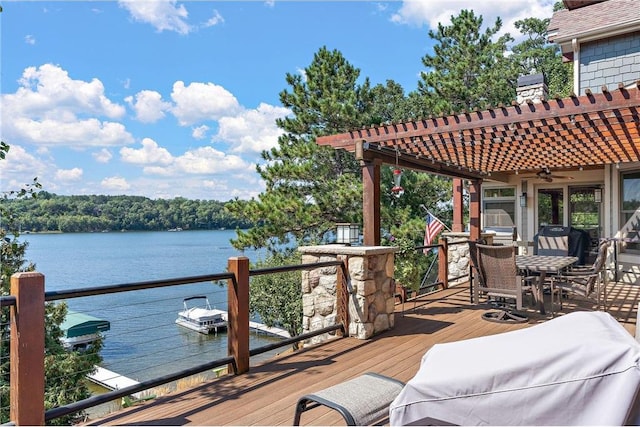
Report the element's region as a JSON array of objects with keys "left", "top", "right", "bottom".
[
  {"left": 316, "top": 83, "right": 640, "bottom": 246},
  {"left": 318, "top": 83, "right": 640, "bottom": 177}
]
